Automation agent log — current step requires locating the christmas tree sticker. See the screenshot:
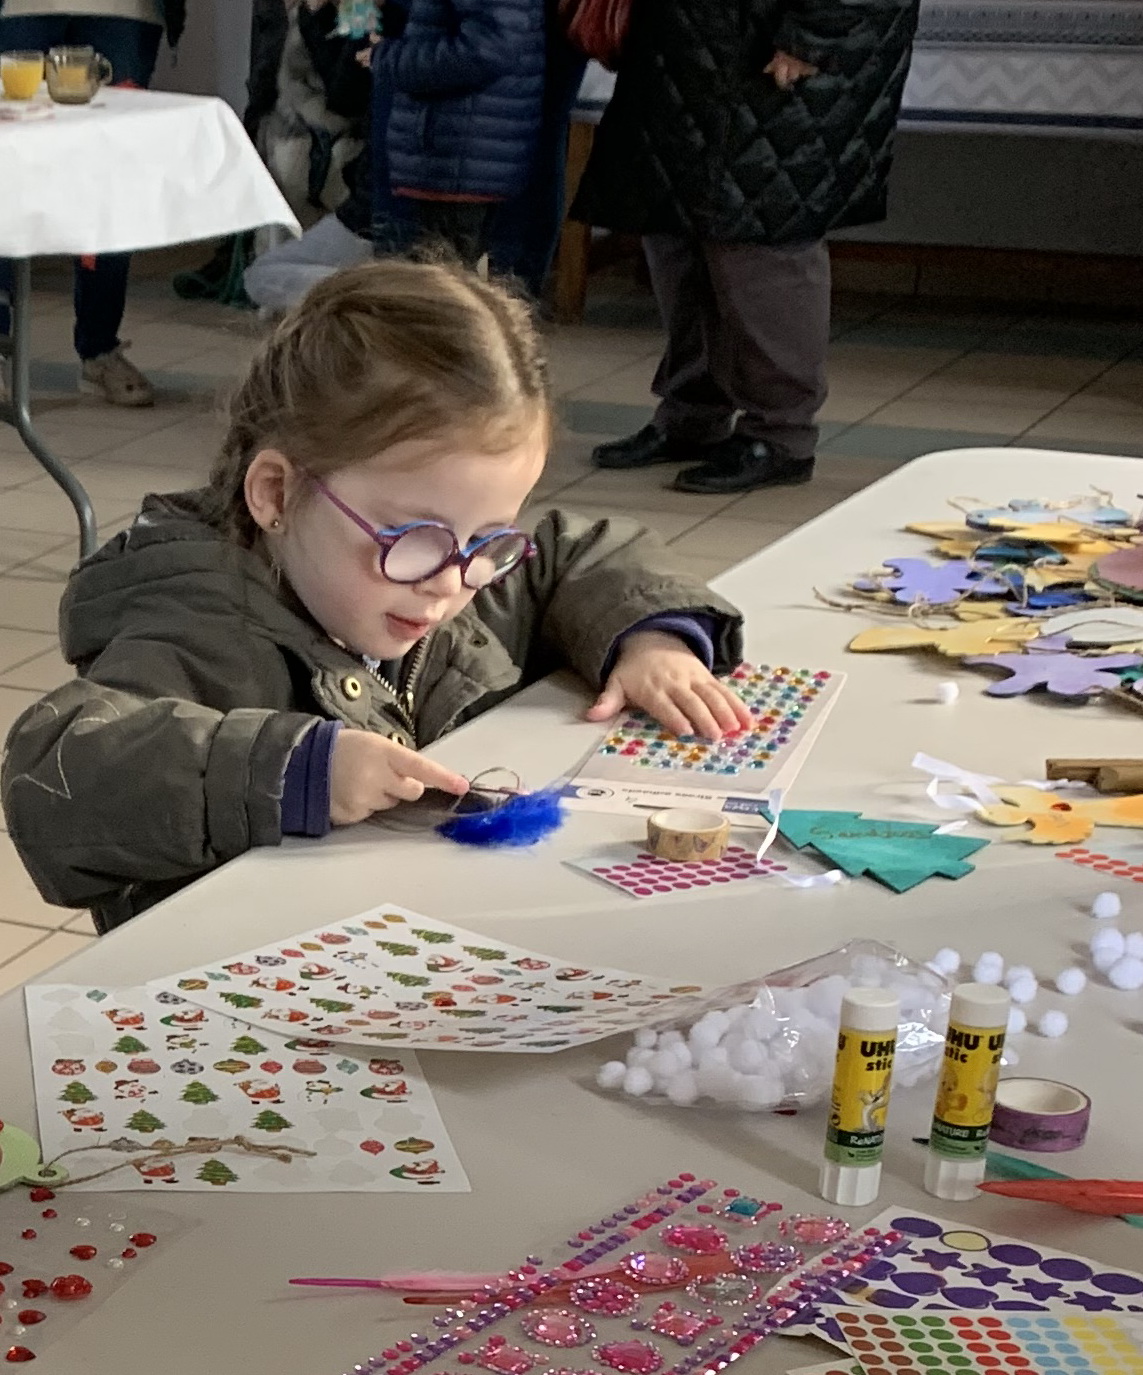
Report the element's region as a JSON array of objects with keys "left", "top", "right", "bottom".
[
  {"left": 180, "top": 1080, "right": 219, "bottom": 1106},
  {"left": 310, "top": 997, "right": 354, "bottom": 1013},
  {"left": 386, "top": 972, "right": 430, "bottom": 989},
  {"left": 112, "top": 1035, "right": 148, "bottom": 1054},
  {"left": 375, "top": 941, "right": 418, "bottom": 958},
  {"left": 59, "top": 1081, "right": 96, "bottom": 1104},
  {"left": 219, "top": 992, "right": 263, "bottom": 1010},
  {"left": 462, "top": 946, "right": 507, "bottom": 961},
  {"left": 125, "top": 1109, "right": 165, "bottom": 1134},
  {"left": 197, "top": 1158, "right": 238, "bottom": 1187},
  {"left": 411, "top": 928, "right": 453, "bottom": 944},
  {"left": 231, "top": 1035, "right": 266, "bottom": 1055},
  {"left": 251, "top": 1109, "right": 293, "bottom": 1133}
]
